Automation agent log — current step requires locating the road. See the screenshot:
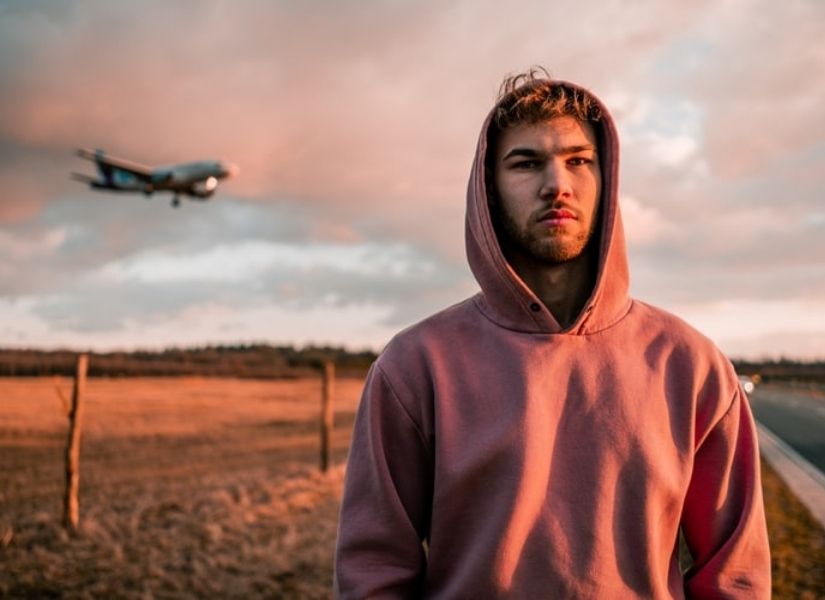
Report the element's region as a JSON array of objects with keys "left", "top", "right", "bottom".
[{"left": 748, "top": 385, "right": 825, "bottom": 475}]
